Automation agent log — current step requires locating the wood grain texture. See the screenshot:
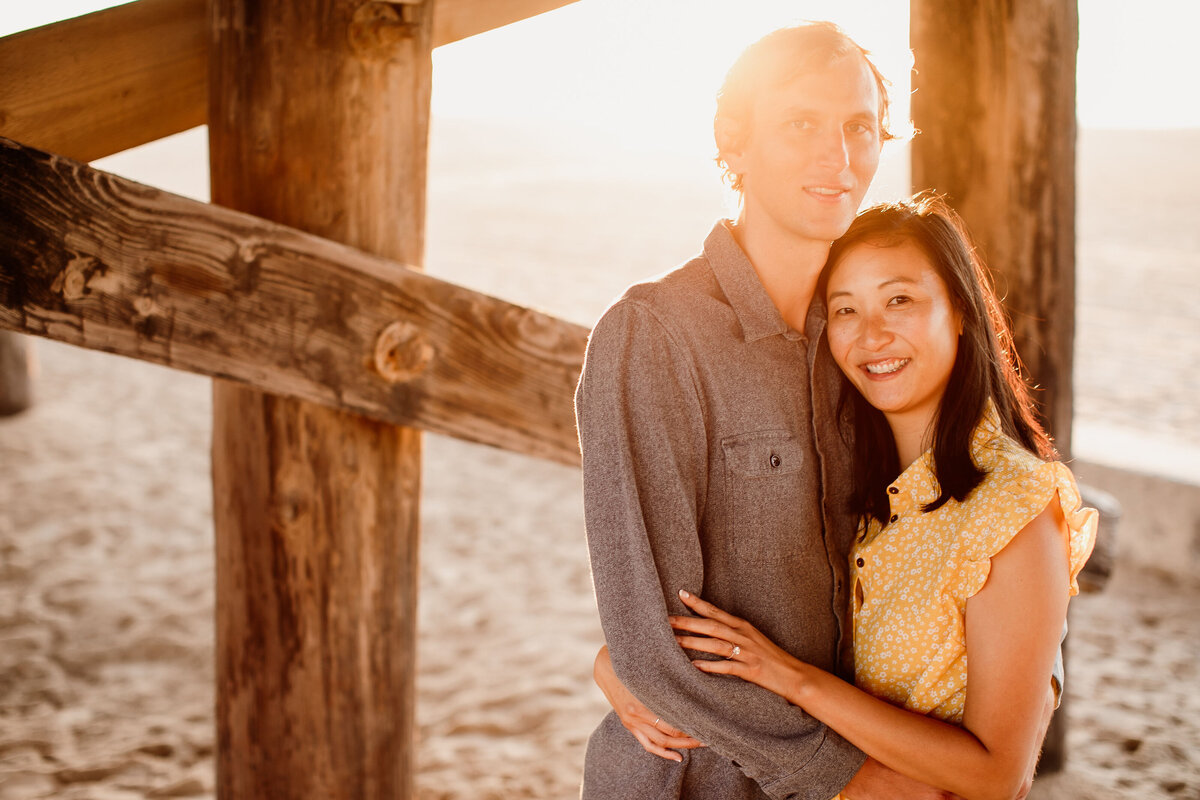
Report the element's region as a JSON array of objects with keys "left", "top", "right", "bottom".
[
  {"left": 910, "top": 0, "right": 1078, "bottom": 456},
  {"left": 207, "top": 0, "right": 434, "bottom": 797},
  {"left": 0, "top": 136, "right": 587, "bottom": 465},
  {"left": 0, "top": 0, "right": 207, "bottom": 162},
  {"left": 0, "top": 0, "right": 580, "bottom": 162}
]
